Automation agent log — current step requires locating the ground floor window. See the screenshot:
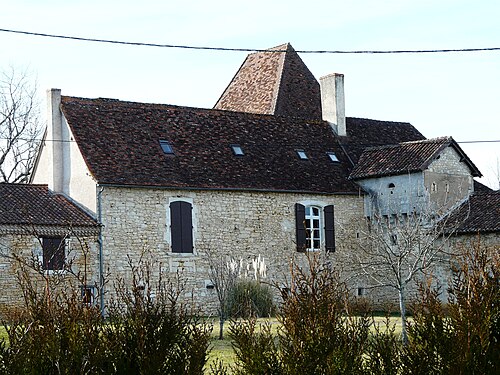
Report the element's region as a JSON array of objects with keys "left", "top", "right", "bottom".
[{"left": 42, "top": 237, "right": 66, "bottom": 271}]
